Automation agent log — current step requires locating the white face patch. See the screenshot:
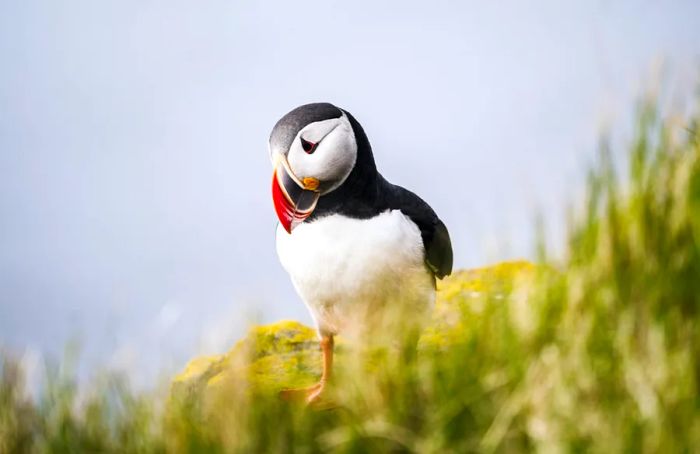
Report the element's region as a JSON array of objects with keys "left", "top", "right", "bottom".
[{"left": 286, "top": 113, "right": 357, "bottom": 195}]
